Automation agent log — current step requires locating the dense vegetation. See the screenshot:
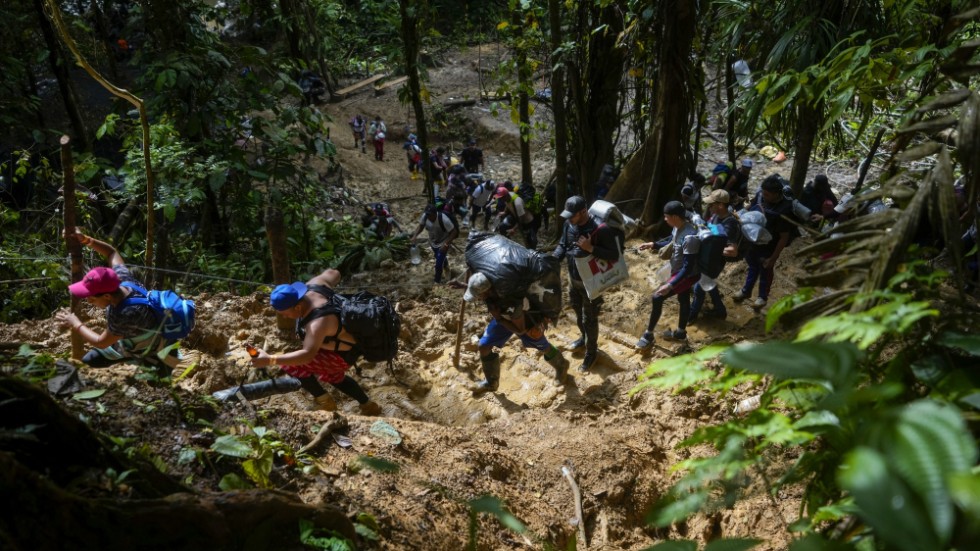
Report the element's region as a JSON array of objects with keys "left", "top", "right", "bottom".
[{"left": 1, "top": 1, "right": 978, "bottom": 550}]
